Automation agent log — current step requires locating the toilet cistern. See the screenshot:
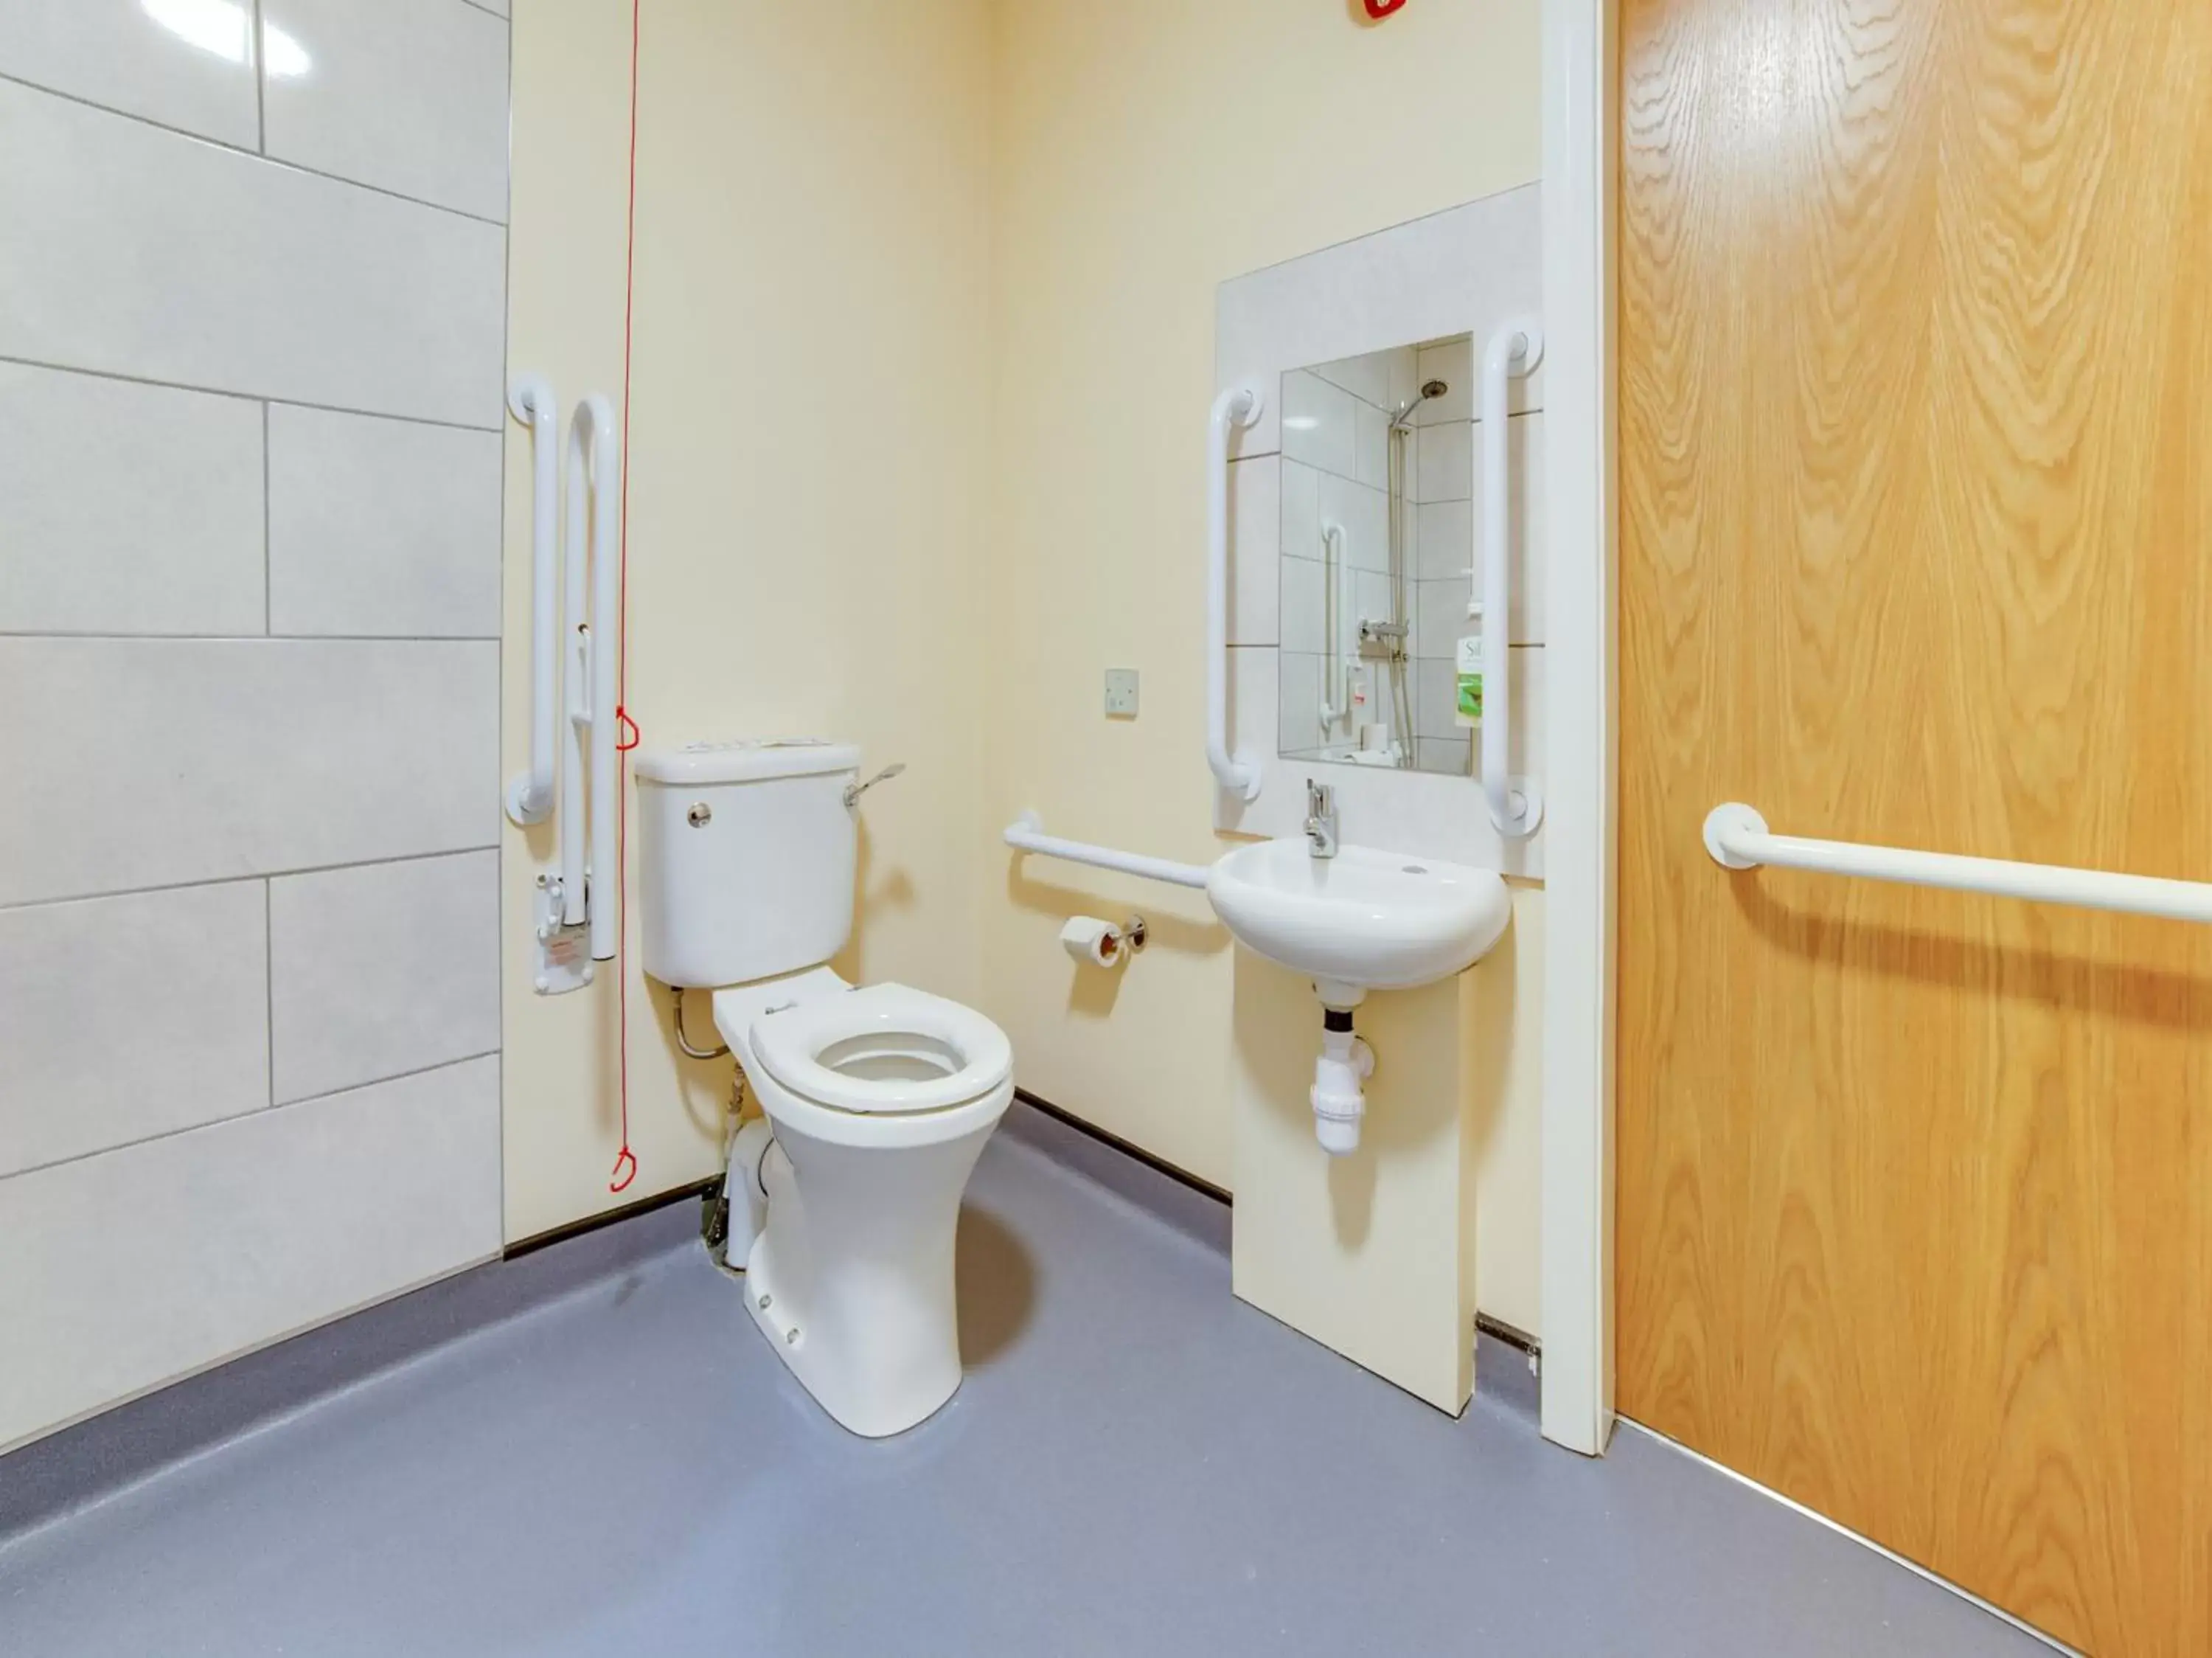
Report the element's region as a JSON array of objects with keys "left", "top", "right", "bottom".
[{"left": 1205, "top": 837, "right": 1512, "bottom": 1153}]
